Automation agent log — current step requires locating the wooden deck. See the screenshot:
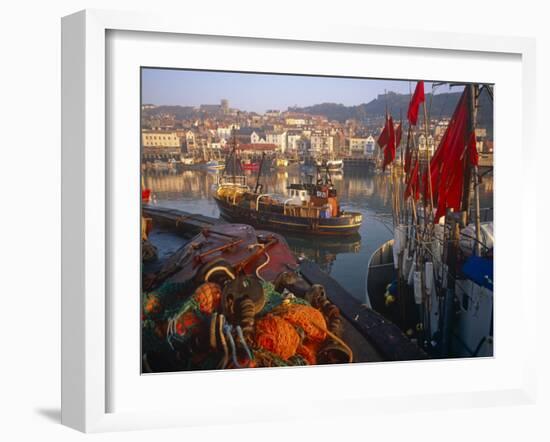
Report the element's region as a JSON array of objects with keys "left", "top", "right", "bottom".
[{"left": 143, "top": 204, "right": 222, "bottom": 237}]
